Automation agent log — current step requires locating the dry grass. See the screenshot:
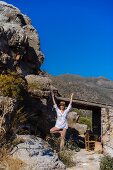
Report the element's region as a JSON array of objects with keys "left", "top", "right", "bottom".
[
  {"left": 11, "top": 137, "right": 25, "bottom": 147},
  {"left": 58, "top": 149, "right": 76, "bottom": 167},
  {"left": 0, "top": 156, "right": 25, "bottom": 170},
  {"left": 0, "top": 146, "right": 25, "bottom": 170}
]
